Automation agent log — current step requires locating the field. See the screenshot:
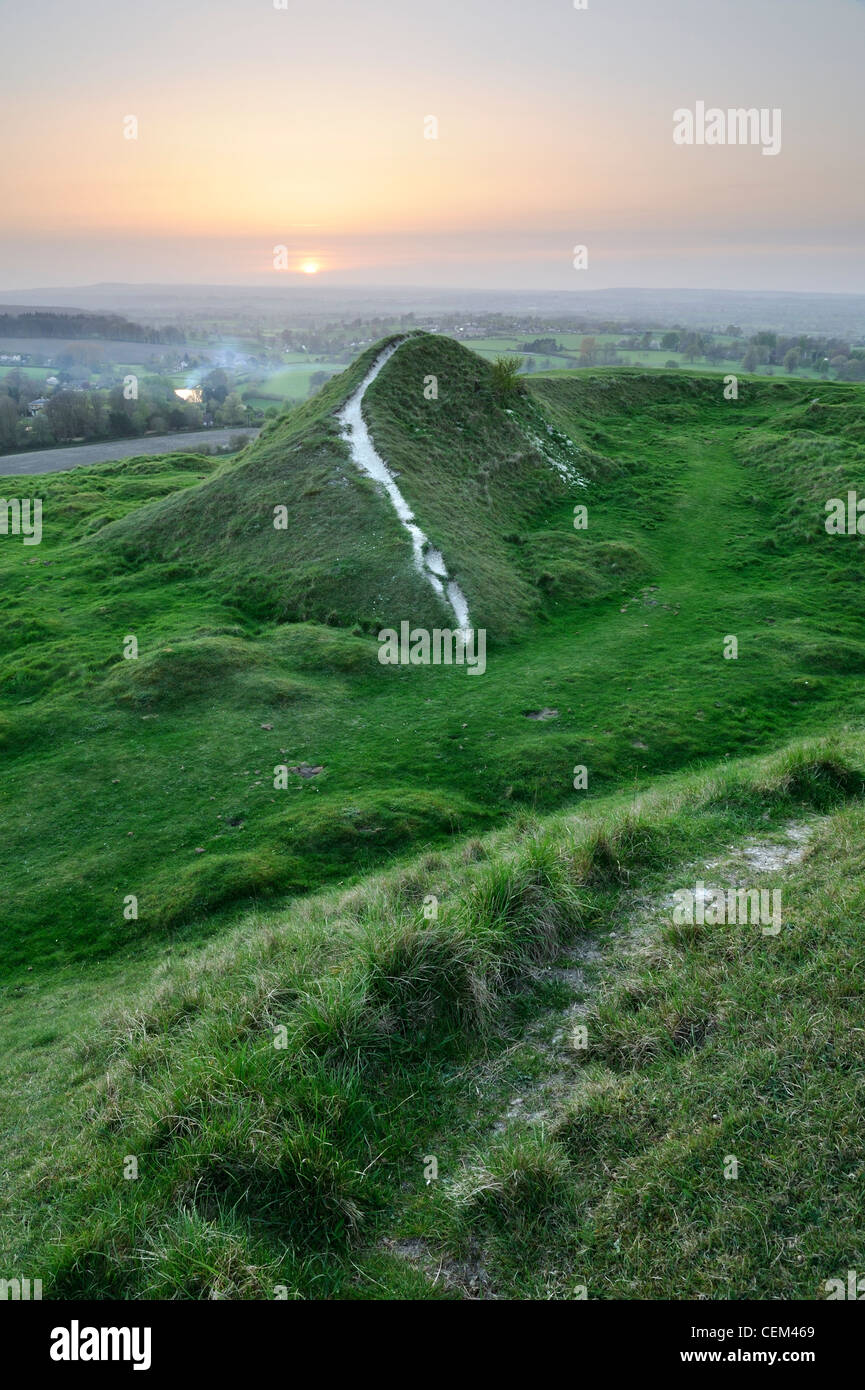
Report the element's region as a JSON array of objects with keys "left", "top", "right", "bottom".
[
  {"left": 461, "top": 331, "right": 826, "bottom": 379},
  {"left": 242, "top": 361, "right": 345, "bottom": 409},
  {"left": 2, "top": 334, "right": 864, "bottom": 1298}
]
